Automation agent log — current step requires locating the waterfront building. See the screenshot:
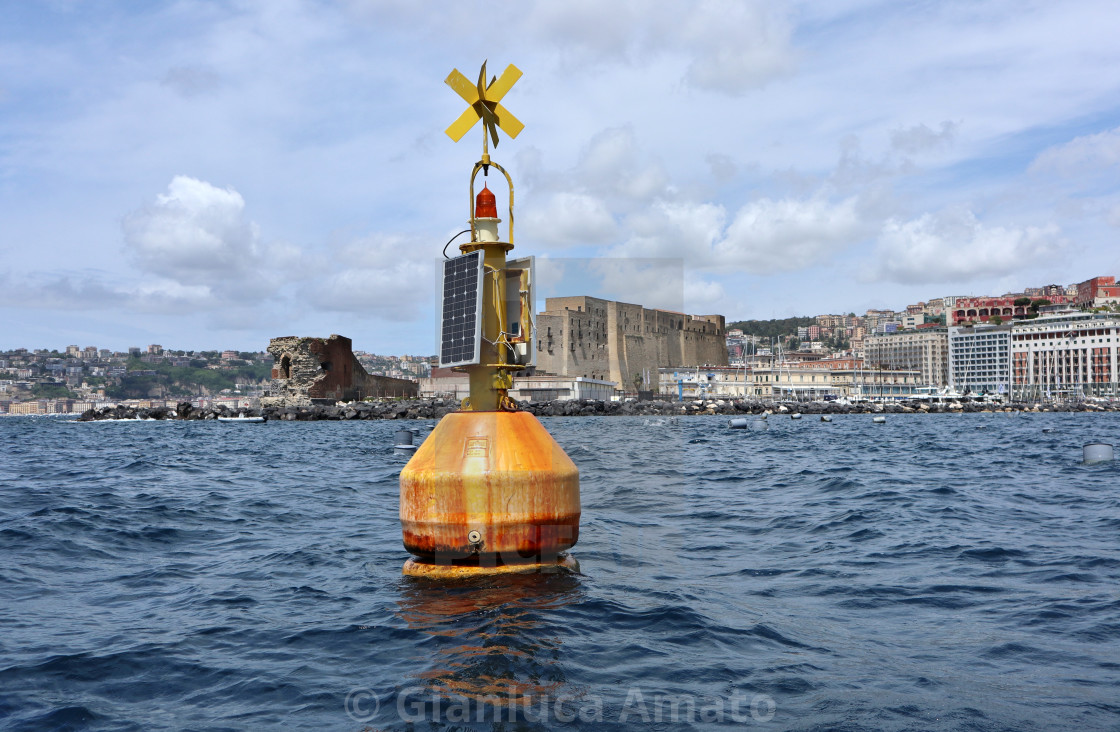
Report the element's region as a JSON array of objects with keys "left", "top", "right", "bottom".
[
  {"left": 658, "top": 359, "right": 920, "bottom": 401},
  {"left": 659, "top": 366, "right": 751, "bottom": 399},
  {"left": 535, "top": 295, "right": 727, "bottom": 389},
  {"left": 1010, "top": 312, "right": 1120, "bottom": 401},
  {"left": 420, "top": 373, "right": 617, "bottom": 402},
  {"left": 865, "top": 327, "right": 949, "bottom": 388},
  {"left": 948, "top": 324, "right": 1012, "bottom": 396}
]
